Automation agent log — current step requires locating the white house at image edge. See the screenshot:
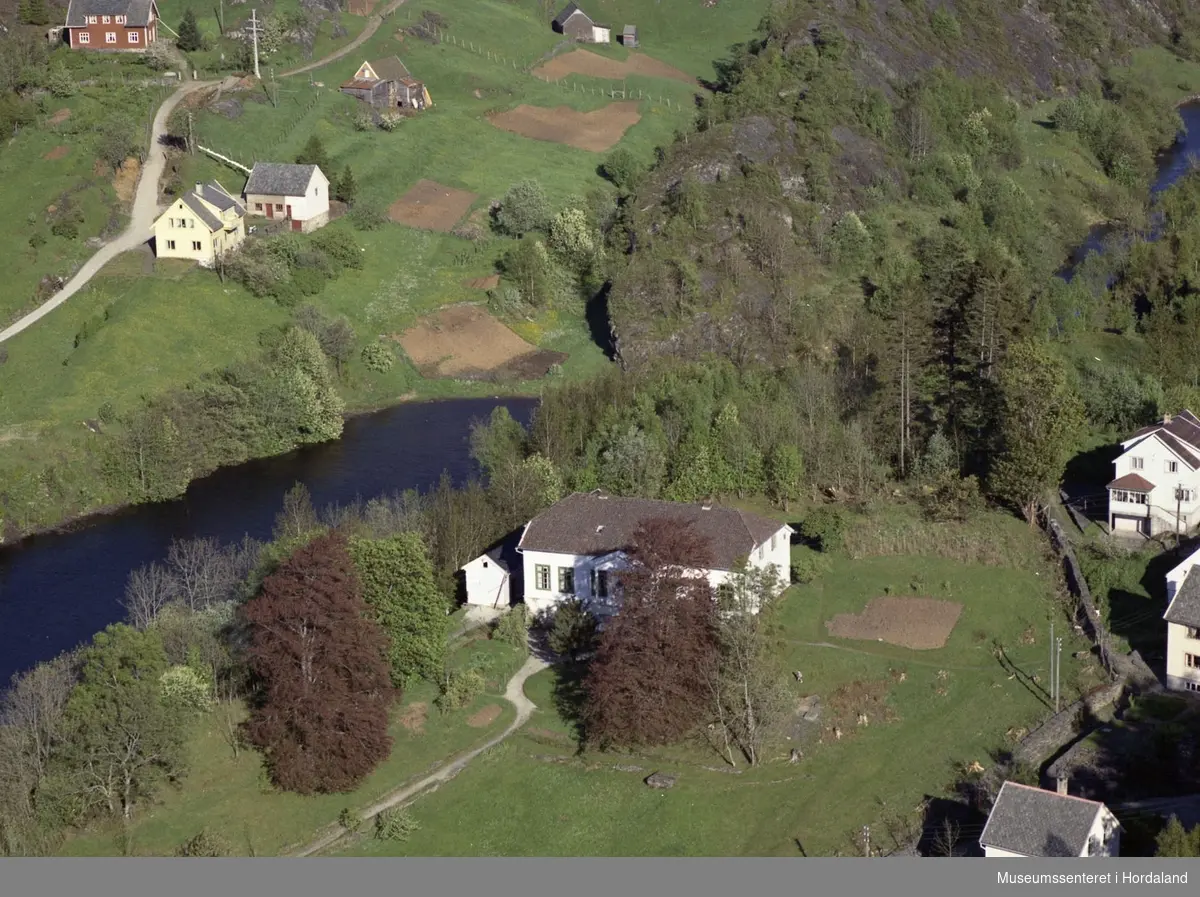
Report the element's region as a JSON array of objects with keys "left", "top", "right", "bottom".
[
  {"left": 1162, "top": 544, "right": 1200, "bottom": 693},
  {"left": 461, "top": 492, "right": 793, "bottom": 617},
  {"left": 1108, "top": 410, "right": 1200, "bottom": 537},
  {"left": 979, "top": 781, "right": 1121, "bottom": 858},
  {"left": 242, "top": 163, "right": 330, "bottom": 233}
]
